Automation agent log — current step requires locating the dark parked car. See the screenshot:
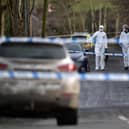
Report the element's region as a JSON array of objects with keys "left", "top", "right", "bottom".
[{"left": 65, "top": 43, "right": 90, "bottom": 73}]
